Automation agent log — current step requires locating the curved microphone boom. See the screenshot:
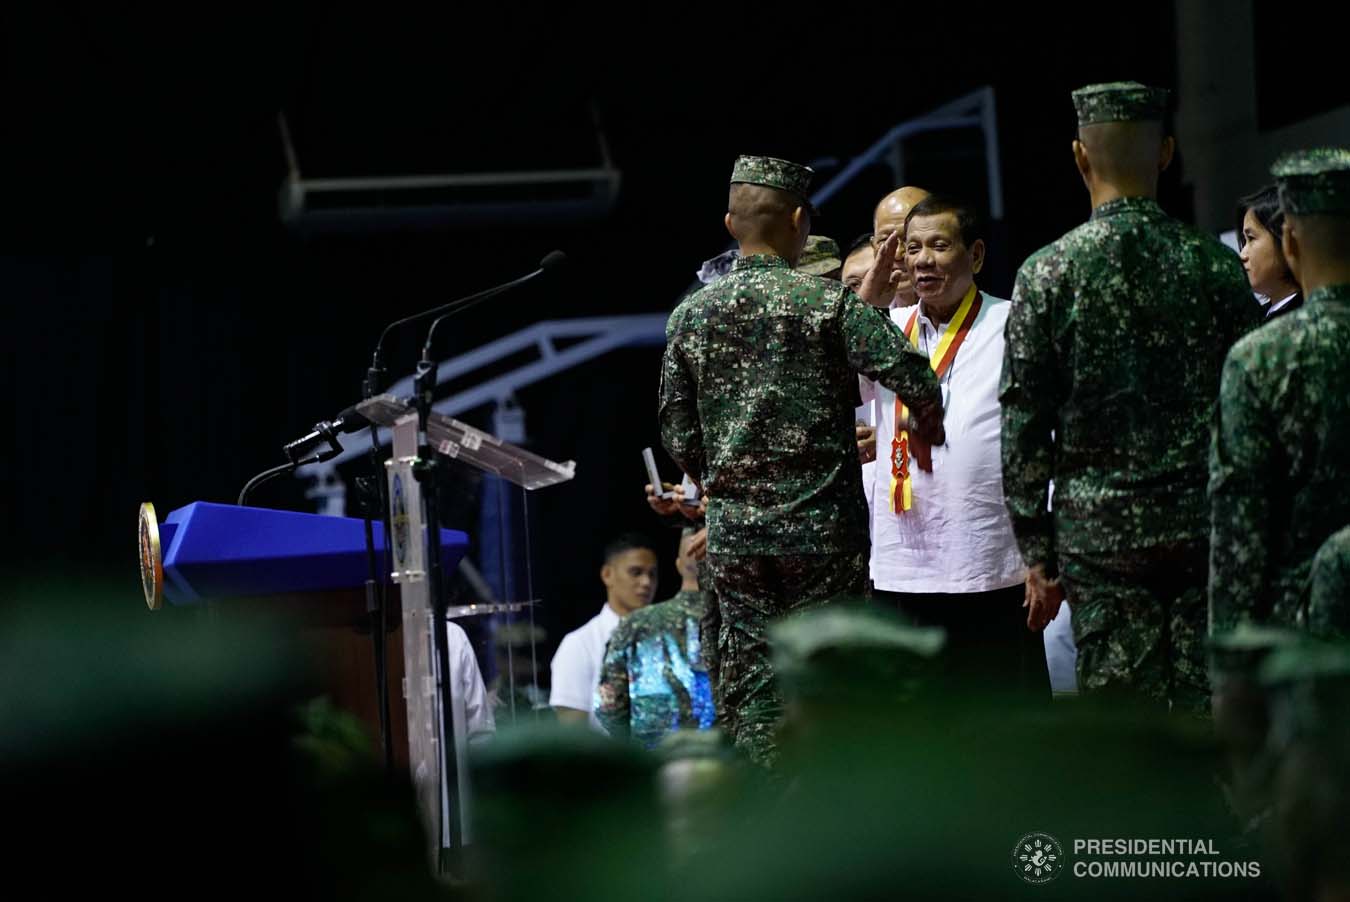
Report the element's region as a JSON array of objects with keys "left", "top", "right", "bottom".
[
  {"left": 421, "top": 250, "right": 567, "bottom": 361},
  {"left": 366, "top": 250, "right": 567, "bottom": 397}
]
